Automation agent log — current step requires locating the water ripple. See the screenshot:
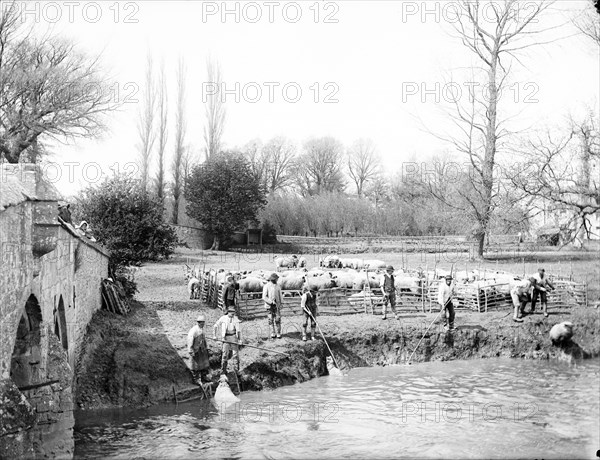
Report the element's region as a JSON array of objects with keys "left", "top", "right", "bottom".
[{"left": 75, "top": 358, "right": 600, "bottom": 459}]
